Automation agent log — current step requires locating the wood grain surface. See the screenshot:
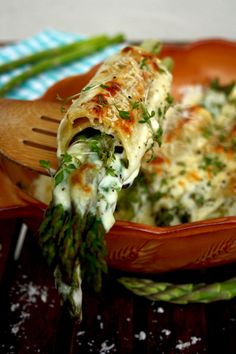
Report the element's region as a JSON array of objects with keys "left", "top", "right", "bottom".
[{"left": 0, "top": 218, "right": 236, "bottom": 354}]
